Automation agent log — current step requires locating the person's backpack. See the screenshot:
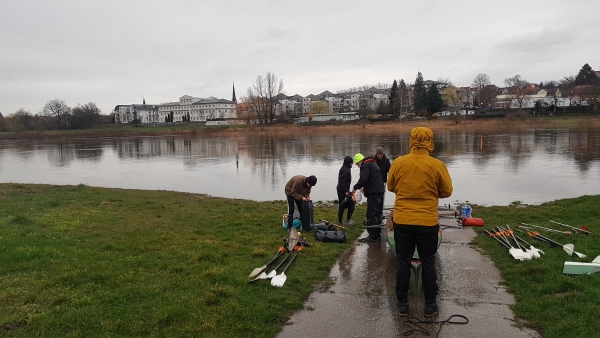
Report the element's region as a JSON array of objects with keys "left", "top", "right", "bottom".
[{"left": 301, "top": 201, "right": 314, "bottom": 230}]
